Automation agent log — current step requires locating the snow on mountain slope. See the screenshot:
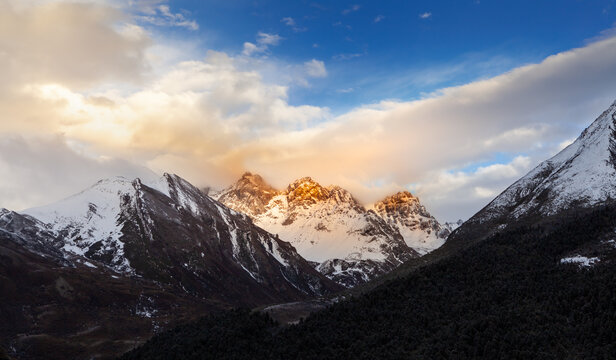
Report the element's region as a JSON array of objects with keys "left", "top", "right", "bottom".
[
  {"left": 442, "top": 219, "right": 464, "bottom": 233},
  {"left": 0, "top": 208, "right": 69, "bottom": 264},
  {"left": 14, "top": 173, "right": 340, "bottom": 302},
  {"left": 372, "top": 191, "right": 447, "bottom": 255},
  {"left": 254, "top": 178, "right": 412, "bottom": 263},
  {"left": 216, "top": 173, "right": 448, "bottom": 286},
  {"left": 473, "top": 100, "right": 616, "bottom": 224},
  {"left": 22, "top": 177, "right": 147, "bottom": 272},
  {"left": 442, "top": 100, "right": 616, "bottom": 255},
  {"left": 215, "top": 172, "right": 278, "bottom": 216}
]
